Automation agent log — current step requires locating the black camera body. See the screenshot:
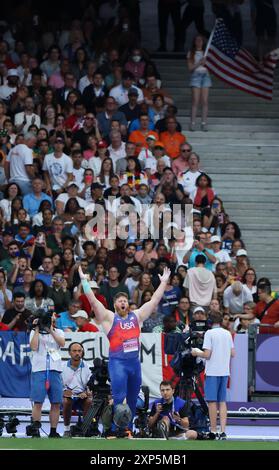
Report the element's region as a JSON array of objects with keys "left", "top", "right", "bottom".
[
  {"left": 26, "top": 420, "right": 41, "bottom": 437},
  {"left": 164, "top": 320, "right": 210, "bottom": 378},
  {"left": 27, "top": 307, "right": 53, "bottom": 334},
  {"left": 87, "top": 358, "right": 111, "bottom": 399},
  {"left": 189, "top": 320, "right": 210, "bottom": 349},
  {"left": 161, "top": 402, "right": 170, "bottom": 412}
]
